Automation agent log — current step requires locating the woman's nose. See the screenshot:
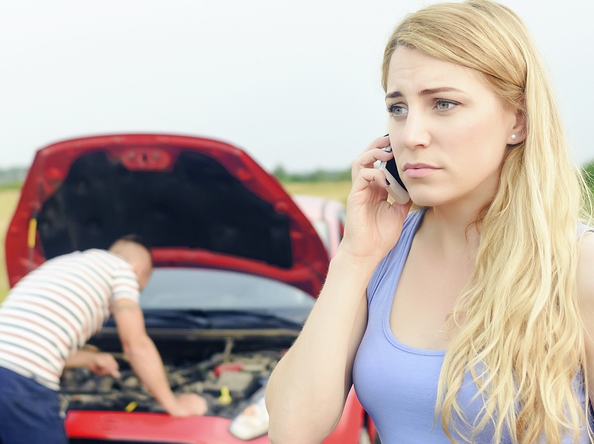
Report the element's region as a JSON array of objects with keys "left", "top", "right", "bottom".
[{"left": 399, "top": 111, "right": 430, "bottom": 150}]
